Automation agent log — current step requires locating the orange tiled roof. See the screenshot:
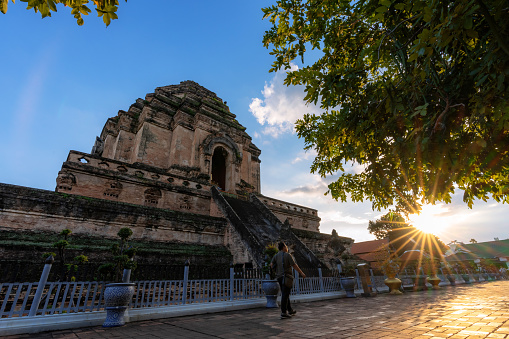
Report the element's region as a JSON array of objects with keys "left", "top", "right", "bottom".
[{"left": 350, "top": 238, "right": 389, "bottom": 255}]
